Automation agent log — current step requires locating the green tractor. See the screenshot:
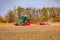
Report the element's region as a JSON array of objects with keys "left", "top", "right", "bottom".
[{"left": 15, "top": 16, "right": 31, "bottom": 26}]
